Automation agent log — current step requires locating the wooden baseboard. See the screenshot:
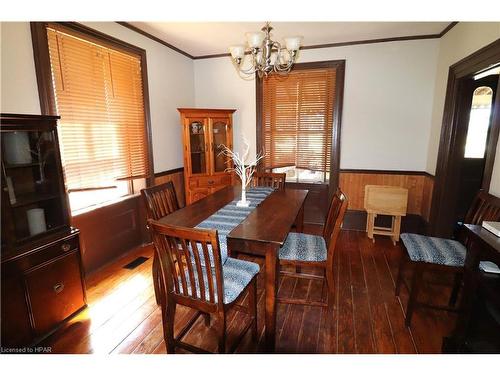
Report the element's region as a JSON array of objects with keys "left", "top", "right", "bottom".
[{"left": 342, "top": 209, "right": 428, "bottom": 234}]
